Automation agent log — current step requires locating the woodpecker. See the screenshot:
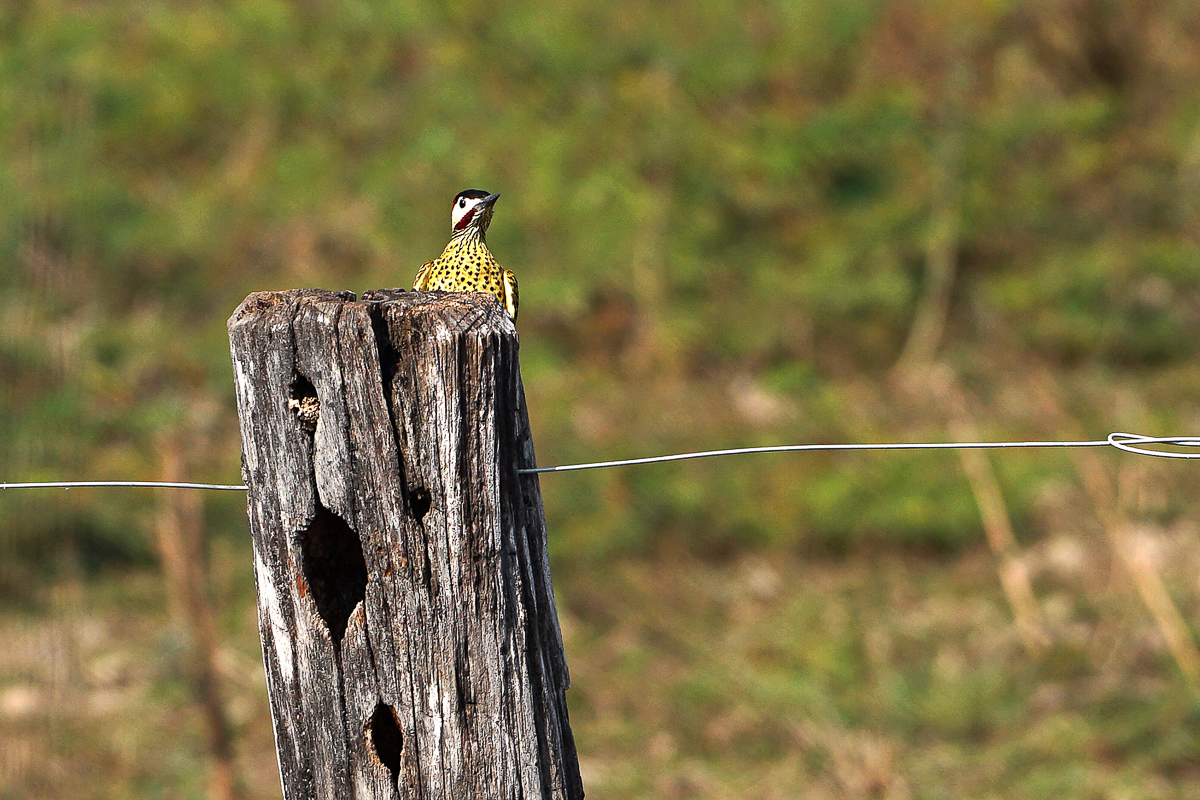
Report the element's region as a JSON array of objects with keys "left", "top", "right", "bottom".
[{"left": 413, "top": 190, "right": 518, "bottom": 319}]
